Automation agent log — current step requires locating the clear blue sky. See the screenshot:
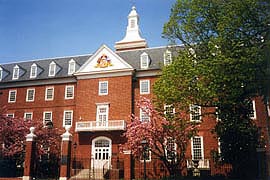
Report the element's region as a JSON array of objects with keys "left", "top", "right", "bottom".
[{"left": 0, "top": 0, "right": 175, "bottom": 63}]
